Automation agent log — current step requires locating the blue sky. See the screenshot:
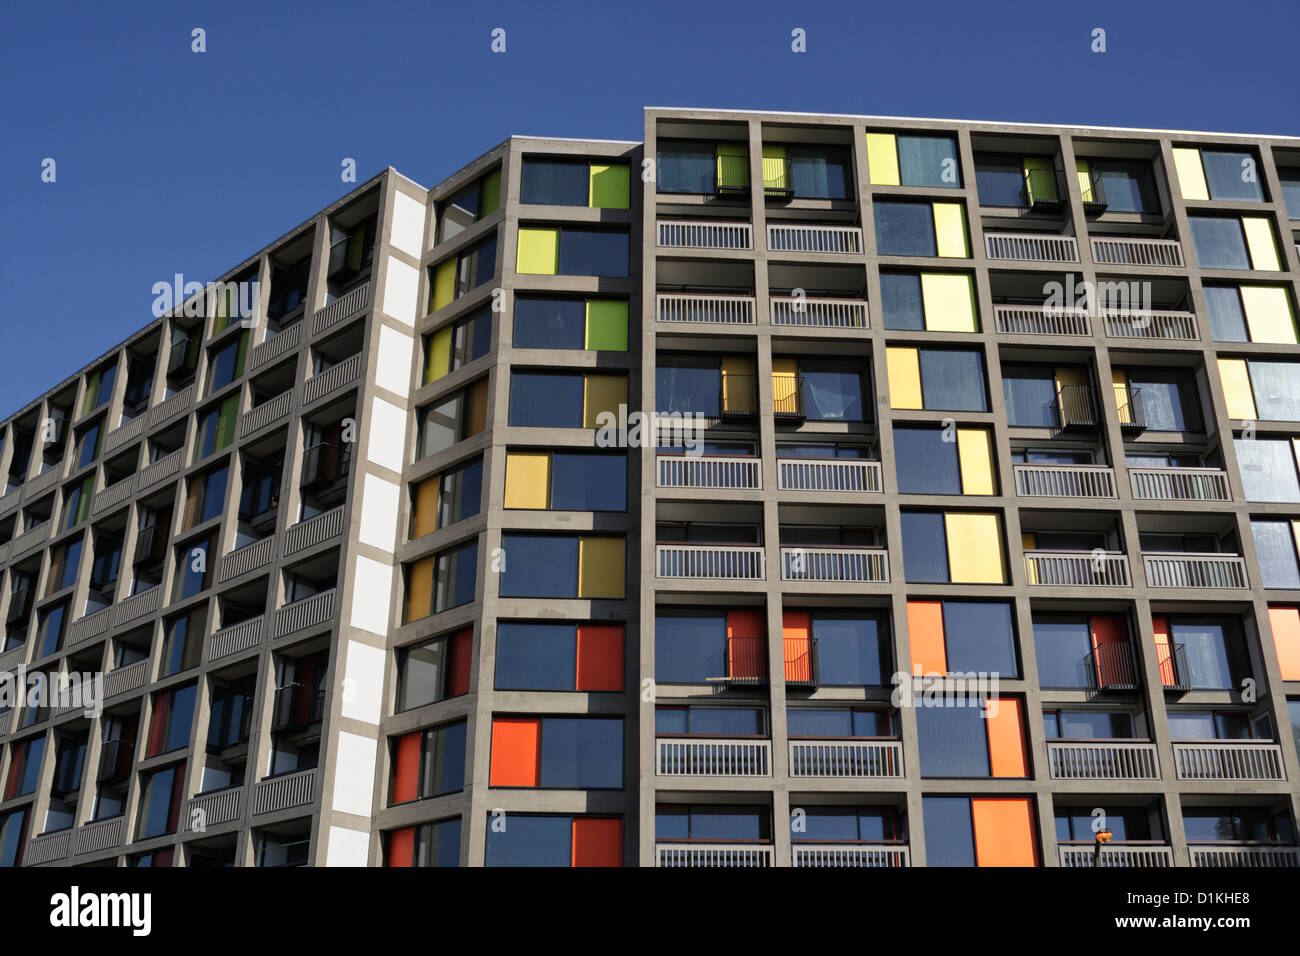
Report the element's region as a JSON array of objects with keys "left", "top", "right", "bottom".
[{"left": 2, "top": 0, "right": 1297, "bottom": 418}]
